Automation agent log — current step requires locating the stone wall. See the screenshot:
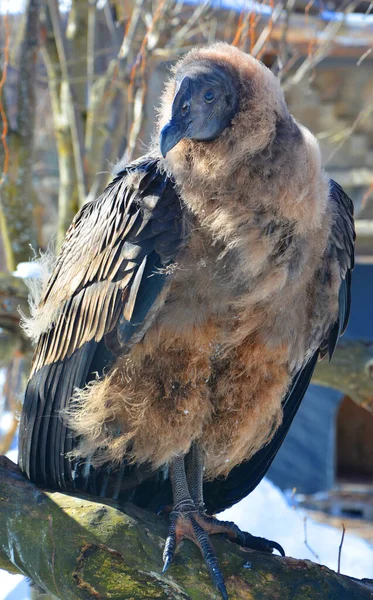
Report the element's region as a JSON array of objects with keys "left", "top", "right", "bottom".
[{"left": 285, "top": 57, "right": 373, "bottom": 217}]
